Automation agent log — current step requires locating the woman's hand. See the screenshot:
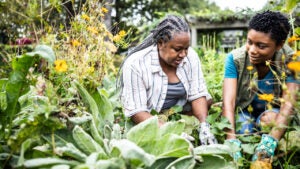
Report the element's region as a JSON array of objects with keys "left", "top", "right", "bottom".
[
  {"left": 198, "top": 122, "right": 218, "bottom": 145},
  {"left": 252, "top": 134, "right": 278, "bottom": 161}
]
